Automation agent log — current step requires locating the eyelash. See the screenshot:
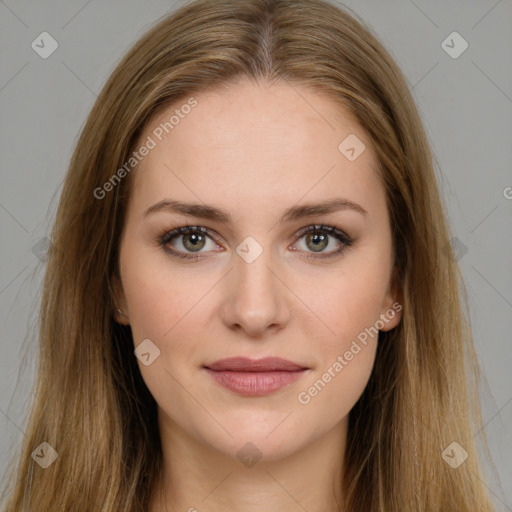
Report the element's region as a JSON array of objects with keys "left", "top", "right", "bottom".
[{"left": 157, "top": 223, "right": 354, "bottom": 261}]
